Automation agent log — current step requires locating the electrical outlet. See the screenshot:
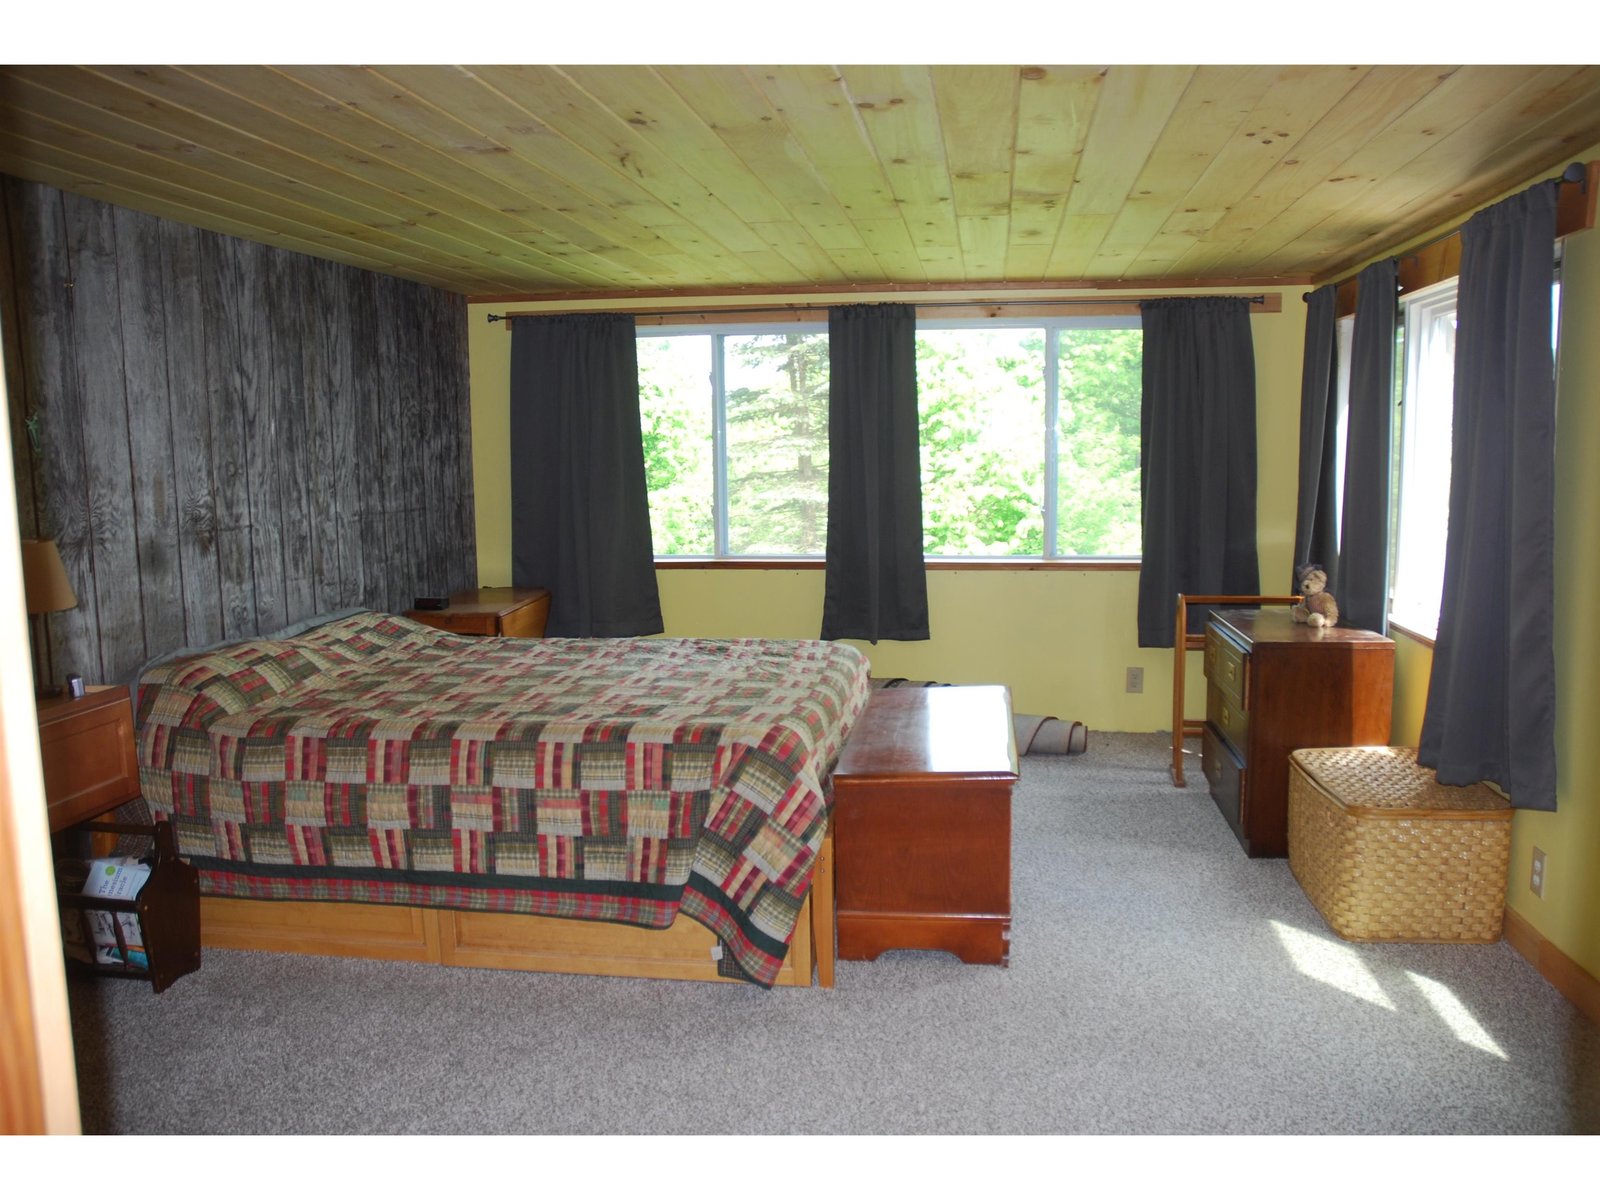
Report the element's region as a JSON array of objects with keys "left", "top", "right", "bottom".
[
  {"left": 1125, "top": 666, "right": 1144, "bottom": 694},
  {"left": 1530, "top": 847, "right": 1547, "bottom": 899}
]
